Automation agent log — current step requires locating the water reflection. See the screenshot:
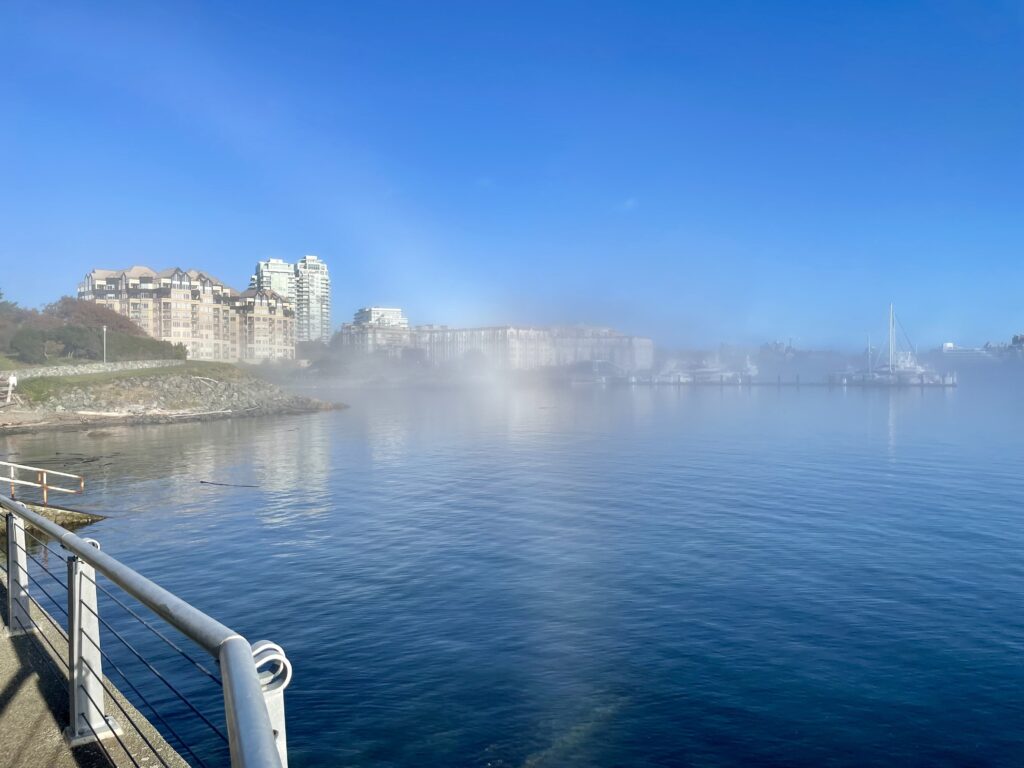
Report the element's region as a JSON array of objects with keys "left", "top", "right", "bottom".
[{"left": 1, "top": 385, "right": 1023, "bottom": 767}]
